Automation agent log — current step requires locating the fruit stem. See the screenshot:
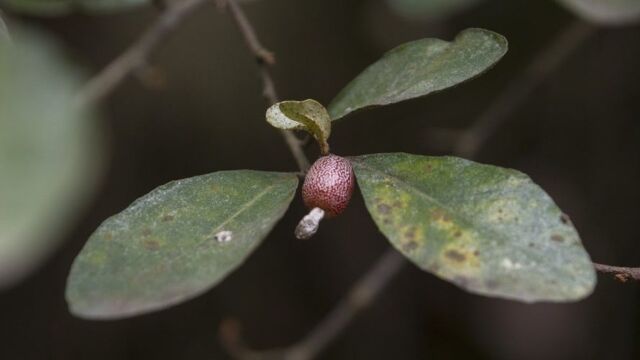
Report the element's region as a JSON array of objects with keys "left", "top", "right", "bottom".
[
  {"left": 319, "top": 139, "right": 330, "bottom": 156},
  {"left": 295, "top": 207, "right": 325, "bottom": 240}
]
